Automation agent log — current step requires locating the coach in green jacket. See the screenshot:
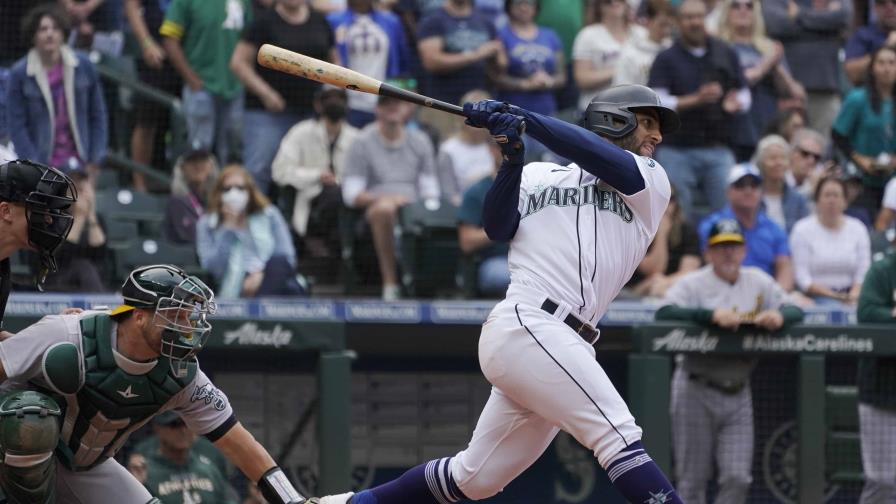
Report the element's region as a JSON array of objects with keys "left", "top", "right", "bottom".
[{"left": 856, "top": 252, "right": 896, "bottom": 503}]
